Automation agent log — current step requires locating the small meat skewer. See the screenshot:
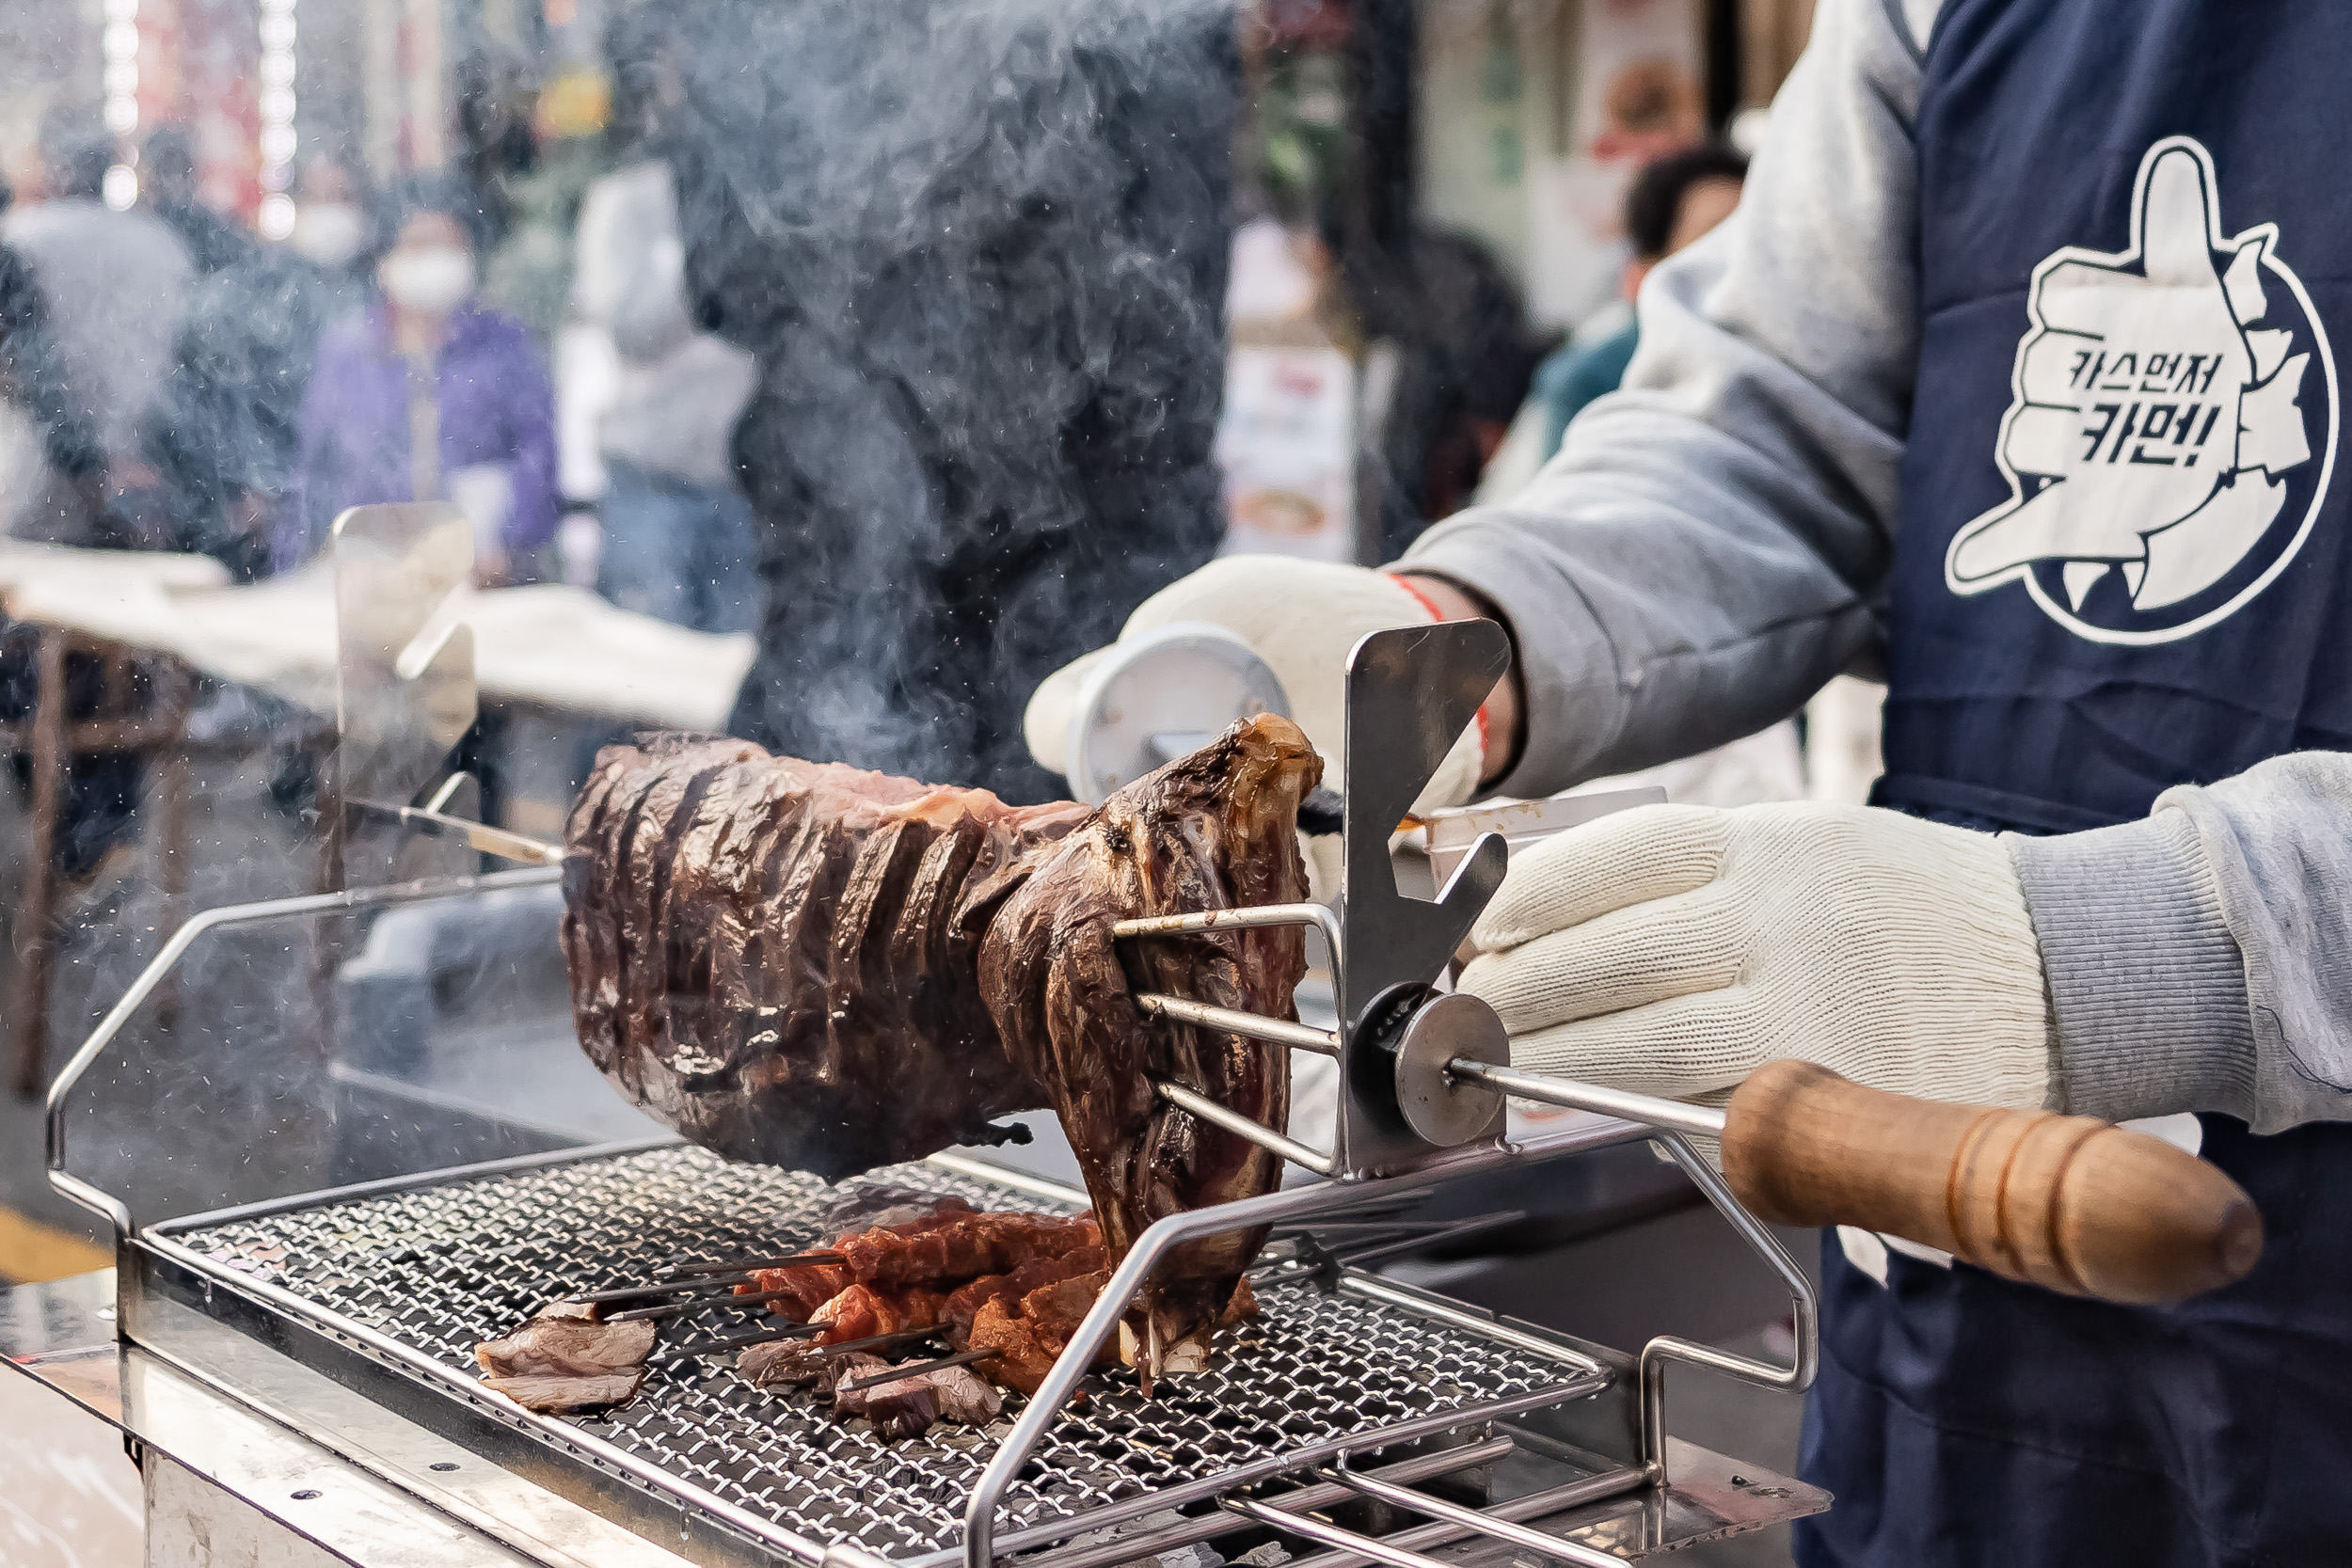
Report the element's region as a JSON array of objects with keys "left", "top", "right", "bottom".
[
  {"left": 834, "top": 1211, "right": 1102, "bottom": 1291},
  {"left": 809, "top": 1283, "right": 948, "bottom": 1344},
  {"left": 606, "top": 1286, "right": 809, "bottom": 1323},
  {"left": 735, "top": 1199, "right": 1001, "bottom": 1320}
]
